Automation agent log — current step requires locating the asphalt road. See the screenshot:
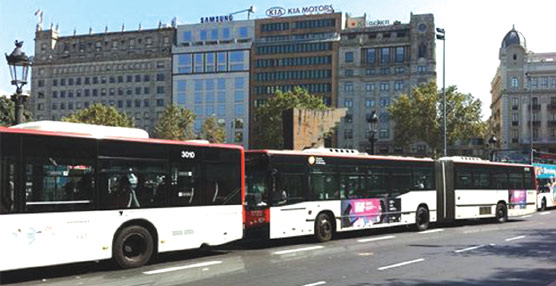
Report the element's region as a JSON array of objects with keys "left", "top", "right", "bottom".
[{"left": 2, "top": 210, "right": 556, "bottom": 286}]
